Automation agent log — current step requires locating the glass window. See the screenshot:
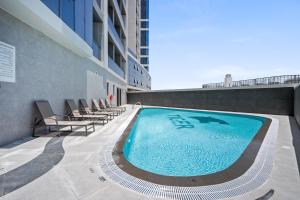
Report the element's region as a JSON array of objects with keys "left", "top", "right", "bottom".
[
  {"left": 141, "top": 48, "right": 149, "bottom": 55},
  {"left": 42, "top": 0, "right": 60, "bottom": 16},
  {"left": 141, "top": 31, "right": 149, "bottom": 46},
  {"left": 61, "top": 0, "right": 75, "bottom": 30},
  {"left": 141, "top": 57, "right": 149, "bottom": 64},
  {"left": 141, "top": 21, "right": 149, "bottom": 29},
  {"left": 141, "top": 0, "right": 149, "bottom": 19},
  {"left": 75, "top": 0, "right": 85, "bottom": 39},
  {"left": 84, "top": 0, "right": 93, "bottom": 47}
]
